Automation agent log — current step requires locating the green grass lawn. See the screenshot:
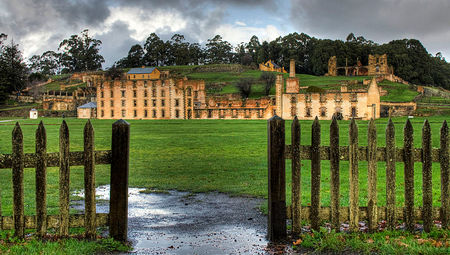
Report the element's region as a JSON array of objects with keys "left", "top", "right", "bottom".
[
  {"left": 0, "top": 117, "right": 448, "bottom": 254},
  {"left": 380, "top": 80, "right": 420, "bottom": 102},
  {"left": 0, "top": 116, "right": 448, "bottom": 217}
]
